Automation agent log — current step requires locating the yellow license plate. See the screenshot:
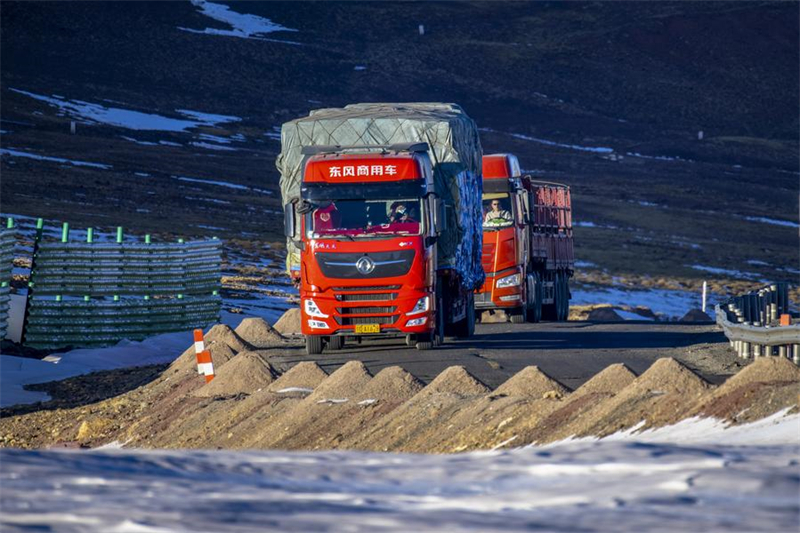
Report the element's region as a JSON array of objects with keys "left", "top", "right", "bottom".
[{"left": 354, "top": 324, "right": 380, "bottom": 334}]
